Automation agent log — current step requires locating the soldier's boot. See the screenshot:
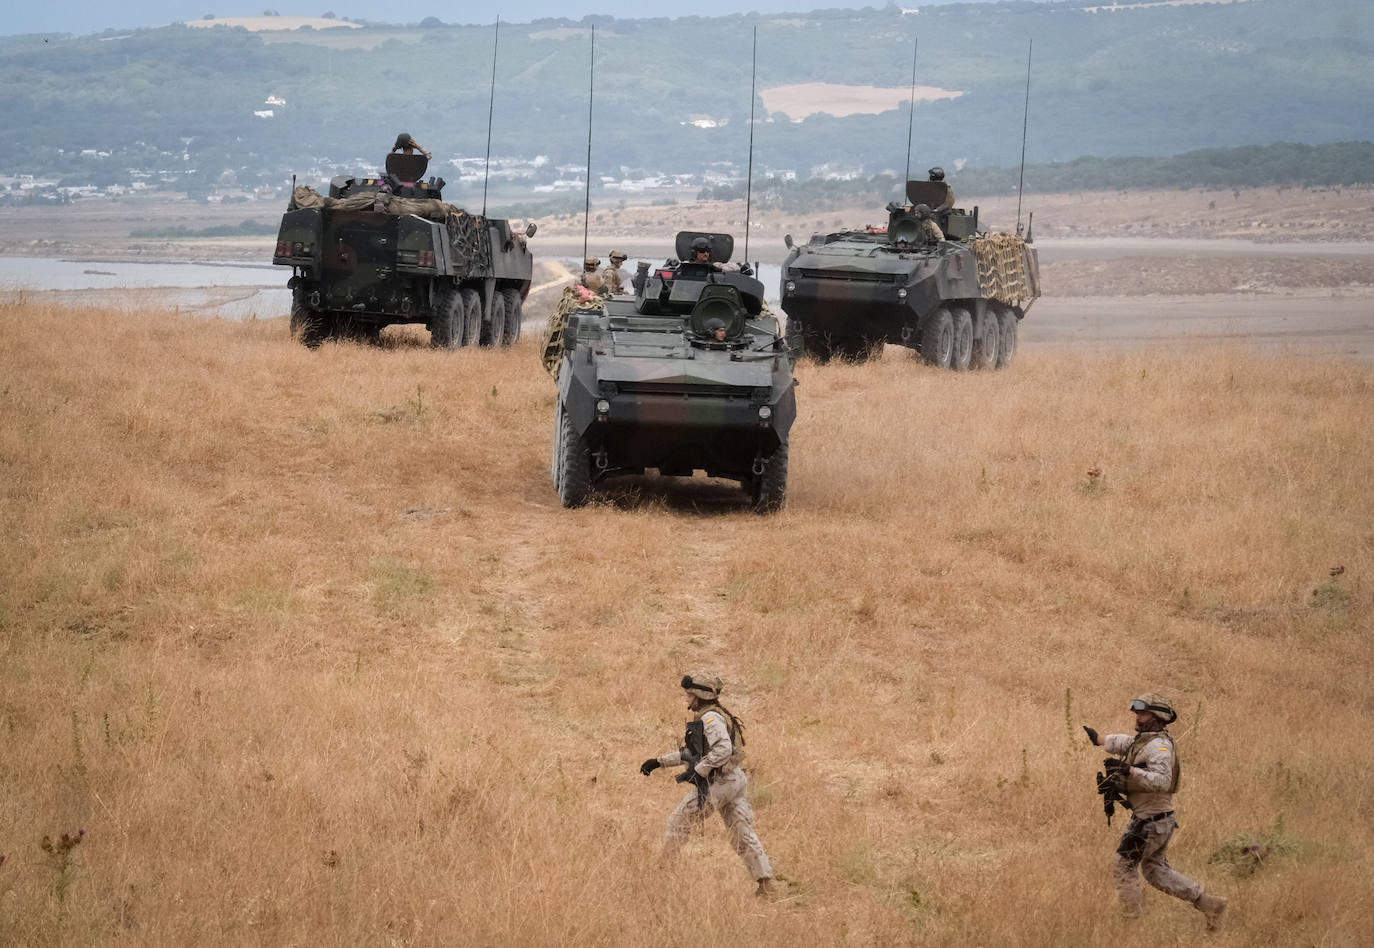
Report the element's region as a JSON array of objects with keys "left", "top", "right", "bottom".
[
  {"left": 755, "top": 877, "right": 778, "bottom": 898},
  {"left": 1194, "top": 891, "right": 1227, "bottom": 932}
]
